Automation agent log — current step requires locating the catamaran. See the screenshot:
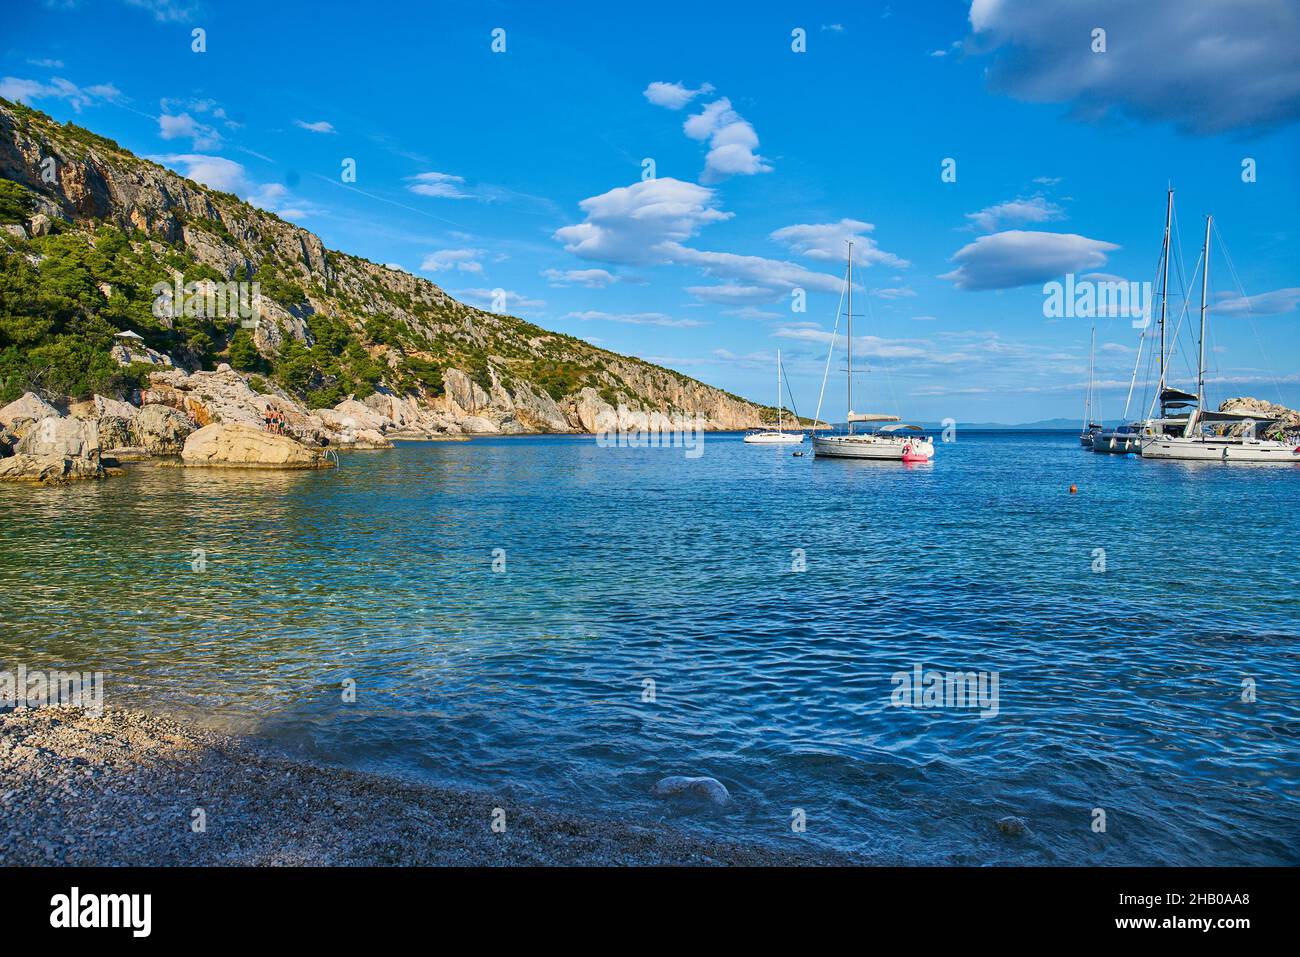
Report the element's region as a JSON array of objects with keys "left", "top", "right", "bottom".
[
  {"left": 744, "top": 349, "right": 804, "bottom": 444},
  {"left": 811, "top": 243, "right": 934, "bottom": 462},
  {"left": 1139, "top": 214, "right": 1300, "bottom": 463}
]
